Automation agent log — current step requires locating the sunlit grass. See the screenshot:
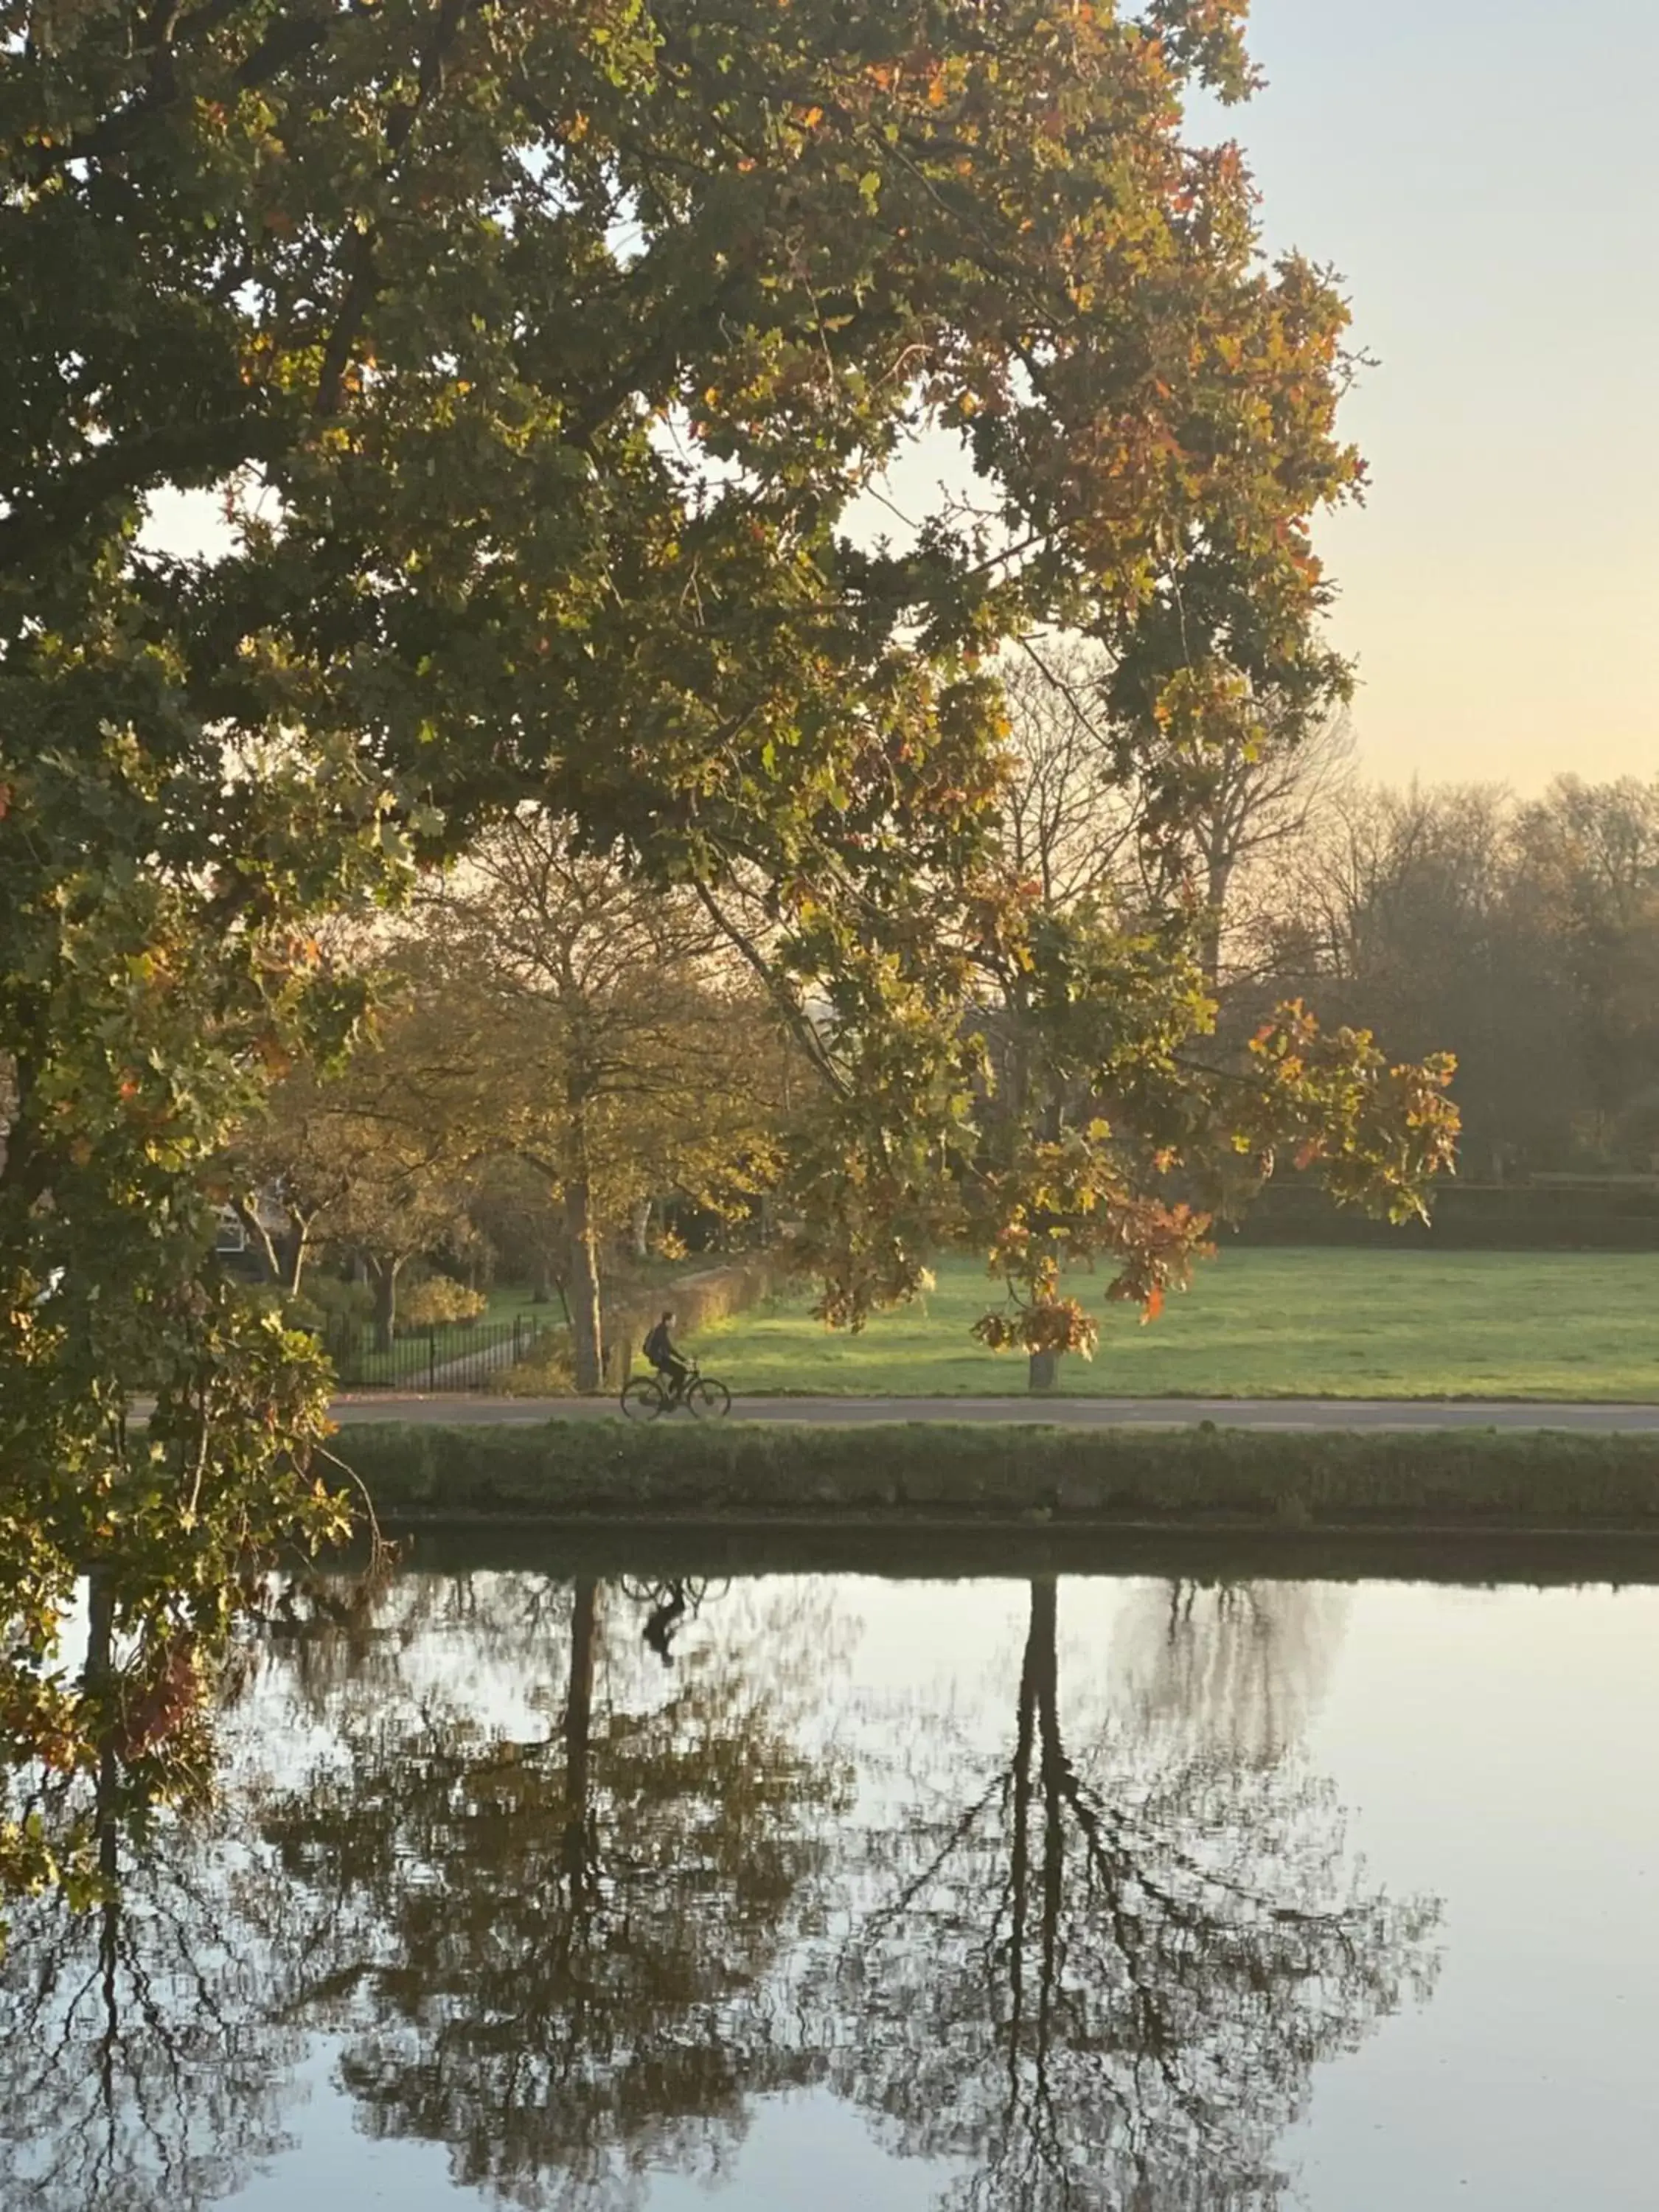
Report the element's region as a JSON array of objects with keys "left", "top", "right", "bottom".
[{"left": 697, "top": 1248, "right": 1659, "bottom": 1400}]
